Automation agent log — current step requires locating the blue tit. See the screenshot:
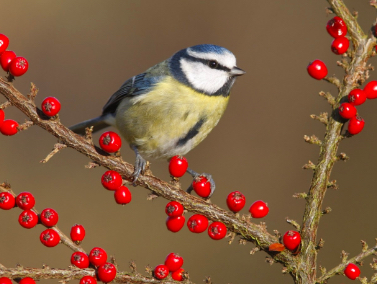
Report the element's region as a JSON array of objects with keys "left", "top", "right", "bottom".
[{"left": 70, "top": 44, "right": 245, "bottom": 194}]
